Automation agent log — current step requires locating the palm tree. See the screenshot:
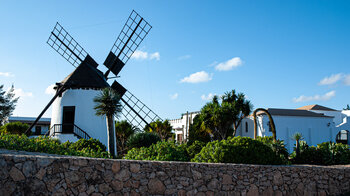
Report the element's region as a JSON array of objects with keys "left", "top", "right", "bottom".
[
  {"left": 291, "top": 132, "right": 303, "bottom": 160},
  {"left": 94, "top": 88, "right": 122, "bottom": 157},
  {"left": 144, "top": 119, "right": 173, "bottom": 141}
]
